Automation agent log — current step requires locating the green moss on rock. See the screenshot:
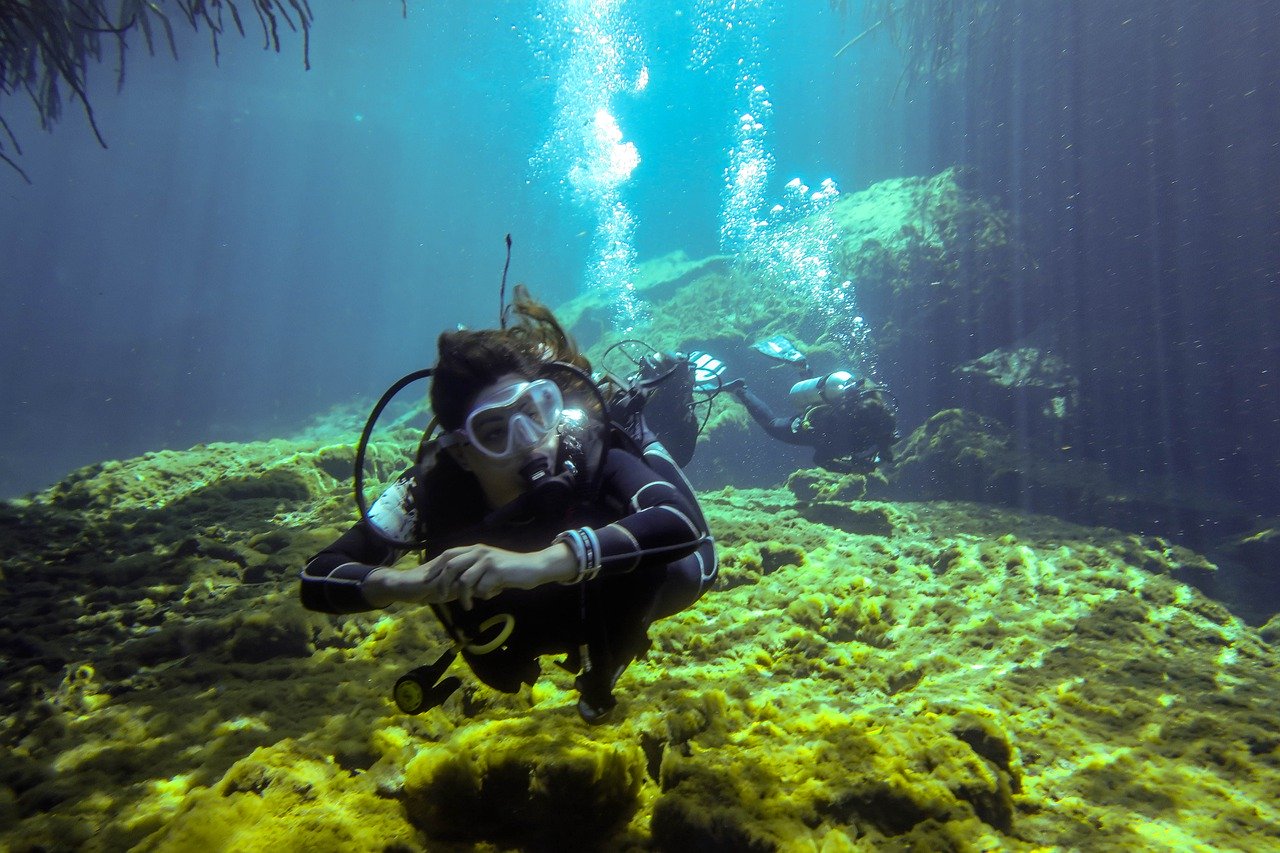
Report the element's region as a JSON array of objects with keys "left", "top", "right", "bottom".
[{"left": 402, "top": 720, "right": 647, "bottom": 848}]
